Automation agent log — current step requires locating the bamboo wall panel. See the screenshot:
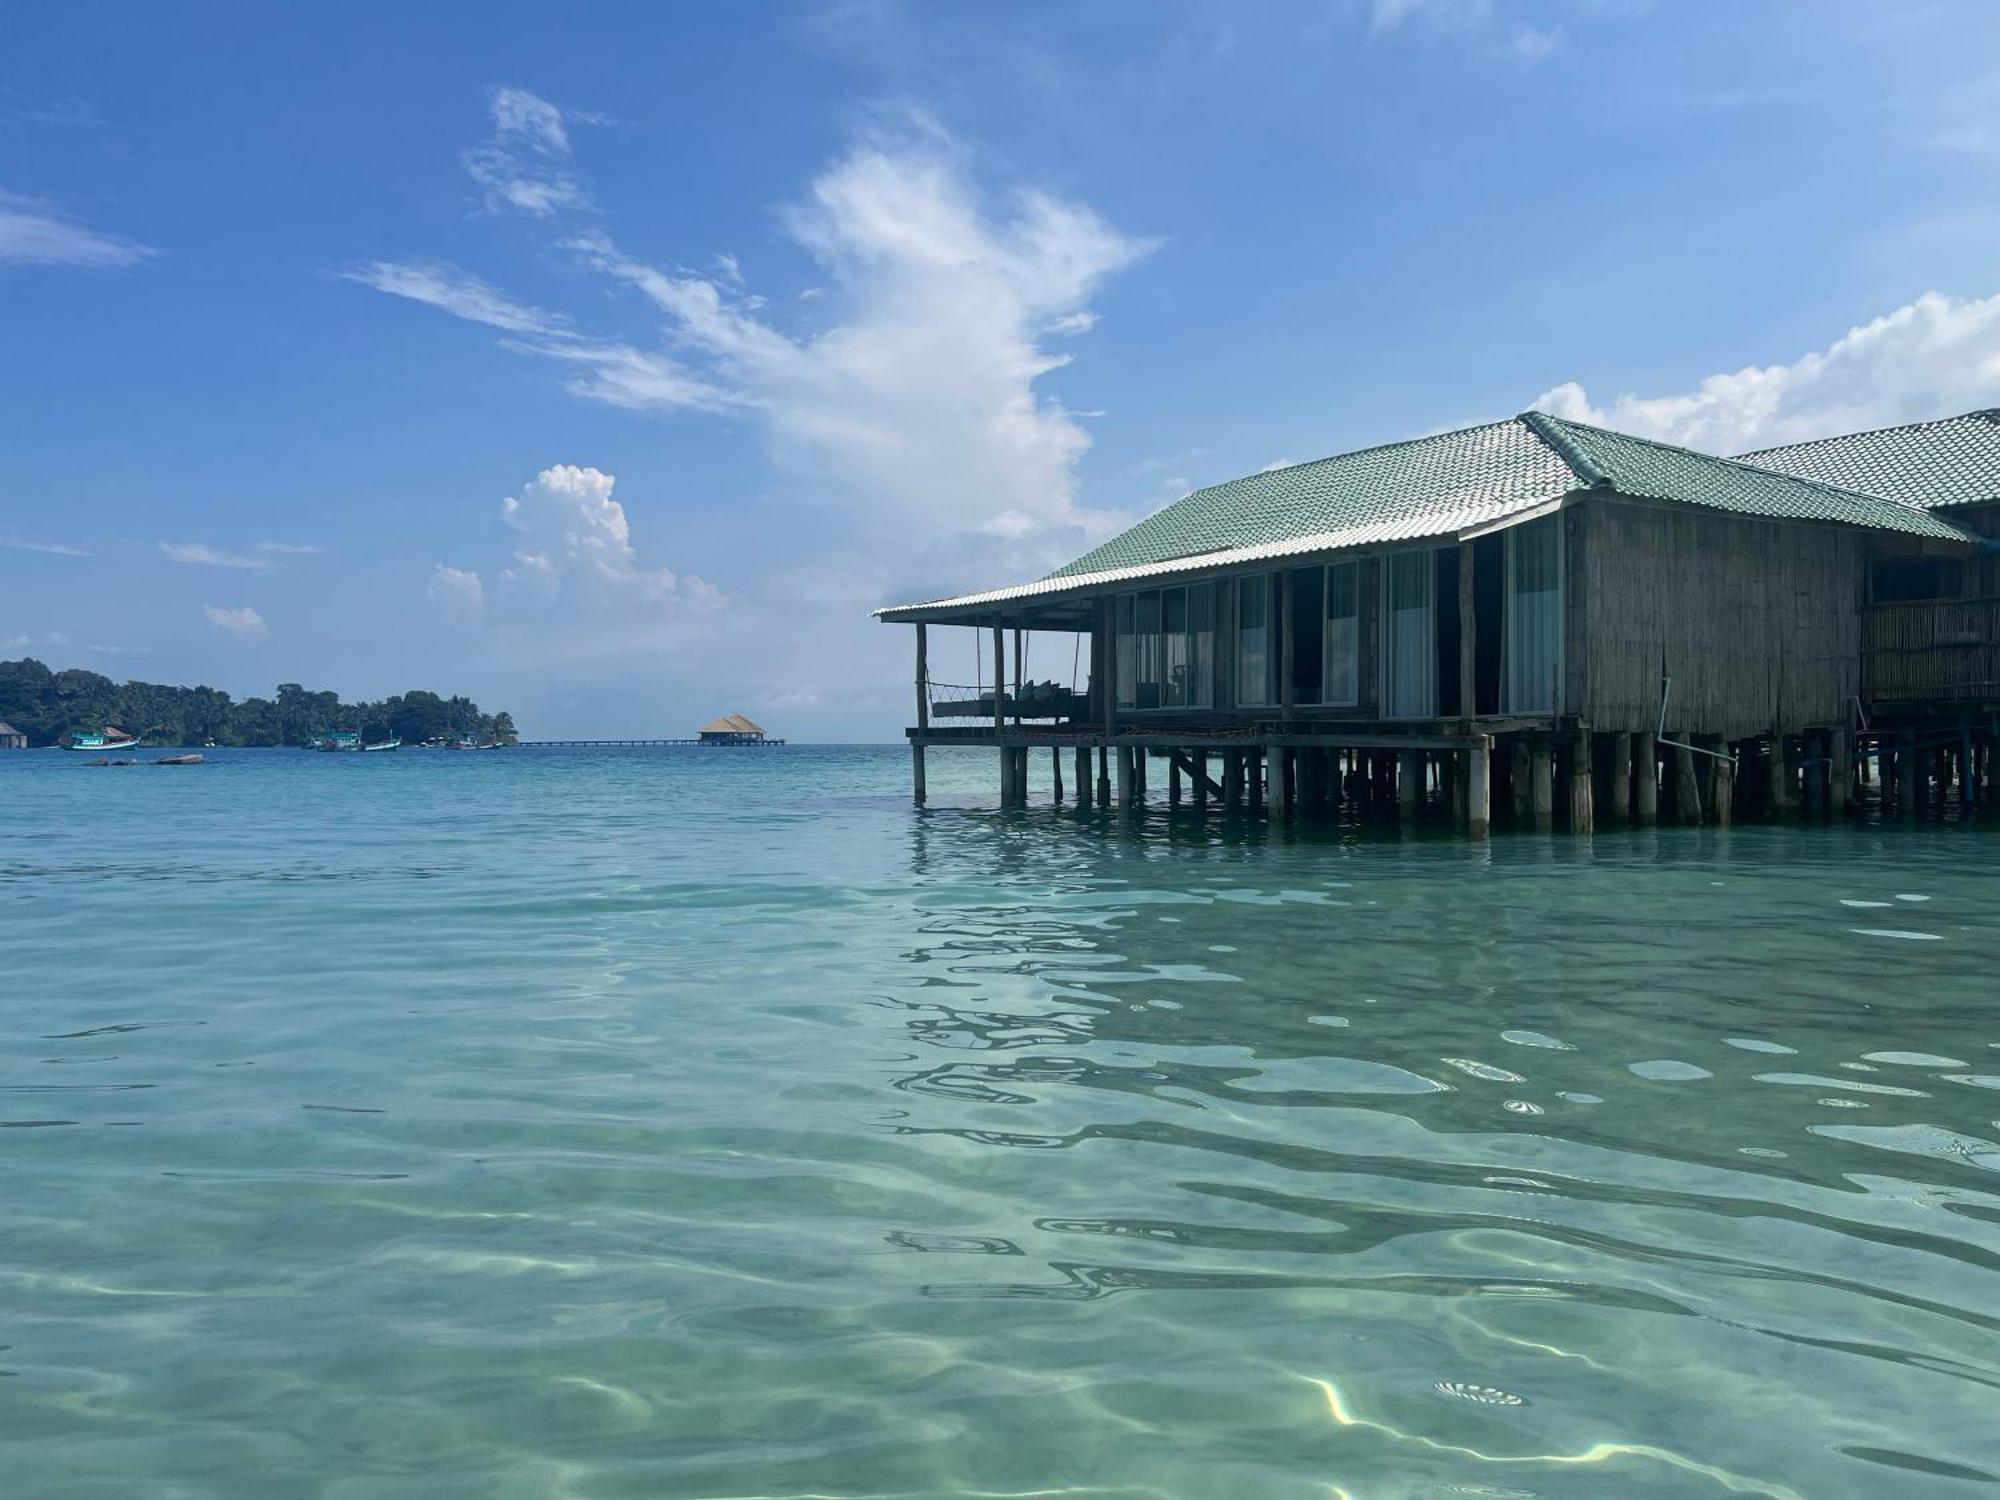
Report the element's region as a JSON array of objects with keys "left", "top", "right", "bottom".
[
  {"left": 1580, "top": 499, "right": 1863, "bottom": 737},
  {"left": 1861, "top": 599, "right": 2000, "bottom": 702}
]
